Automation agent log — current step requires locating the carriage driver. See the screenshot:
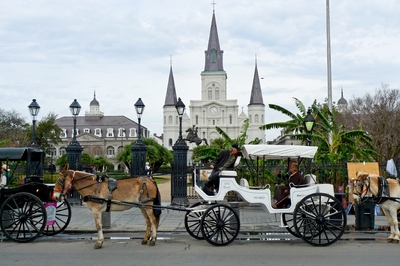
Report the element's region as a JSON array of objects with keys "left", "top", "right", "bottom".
[{"left": 203, "top": 144, "right": 240, "bottom": 196}]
